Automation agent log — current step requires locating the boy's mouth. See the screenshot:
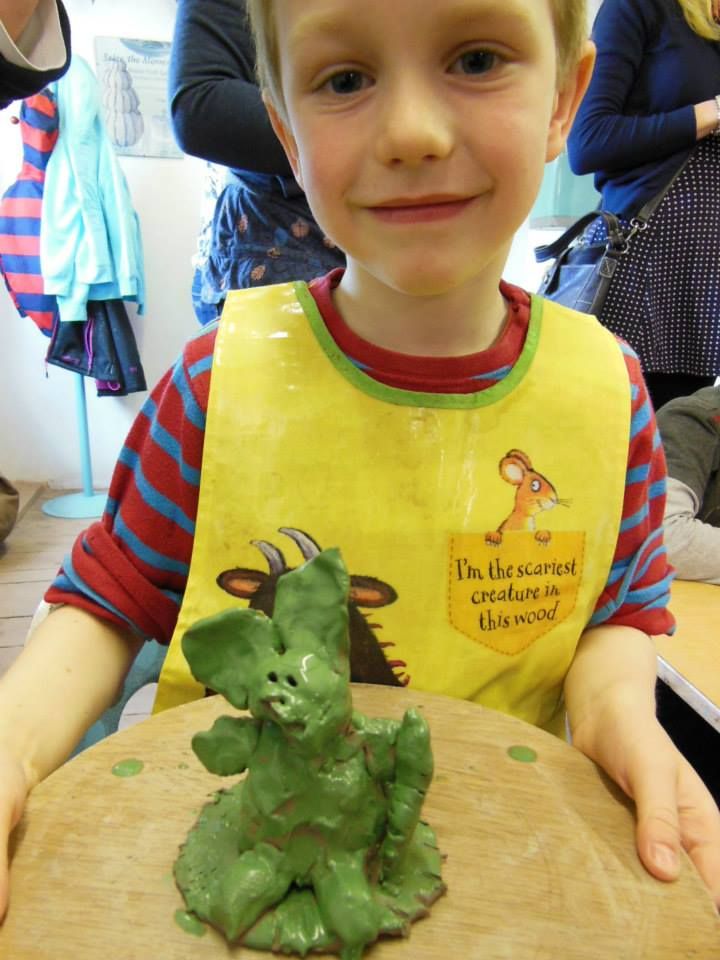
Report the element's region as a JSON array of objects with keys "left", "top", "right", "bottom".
[{"left": 367, "top": 195, "right": 476, "bottom": 224}]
